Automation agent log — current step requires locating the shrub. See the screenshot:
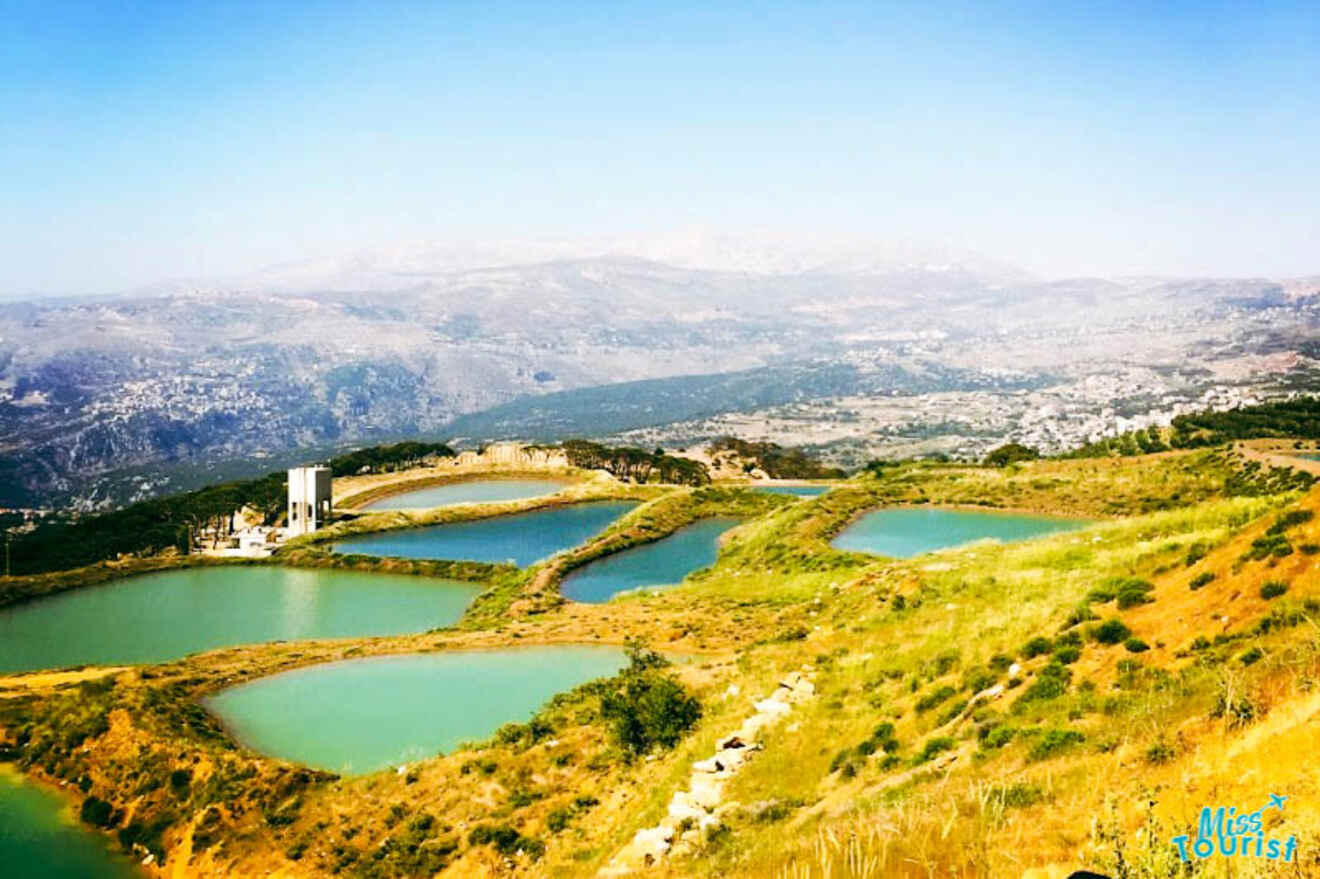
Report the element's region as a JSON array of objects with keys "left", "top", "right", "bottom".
[
  {"left": 600, "top": 658, "right": 701, "bottom": 757},
  {"left": 1145, "top": 739, "right": 1176, "bottom": 764},
  {"left": 169, "top": 769, "right": 192, "bottom": 793},
  {"left": 1211, "top": 694, "right": 1256, "bottom": 727},
  {"left": 1114, "top": 579, "right": 1156, "bottom": 609},
  {"left": 1267, "top": 509, "right": 1313, "bottom": 535},
  {"left": 1241, "top": 533, "right": 1293, "bottom": 562},
  {"left": 1062, "top": 604, "right": 1099, "bottom": 629},
  {"left": 1240, "top": 647, "right": 1264, "bottom": 666},
  {"left": 913, "top": 737, "right": 955, "bottom": 764},
  {"left": 79, "top": 796, "right": 114, "bottom": 828},
  {"left": 1014, "top": 662, "right": 1072, "bottom": 707},
  {"left": 1261, "top": 581, "right": 1289, "bottom": 600},
  {"left": 962, "top": 667, "right": 998, "bottom": 693},
  {"left": 1053, "top": 646, "right": 1082, "bottom": 664},
  {"left": 914, "top": 685, "right": 957, "bottom": 713},
  {"left": 468, "top": 824, "right": 545, "bottom": 859},
  {"left": 1124, "top": 638, "right": 1150, "bottom": 653},
  {"left": 546, "top": 807, "right": 574, "bottom": 833},
  {"left": 1028, "top": 728, "right": 1085, "bottom": 761},
  {"left": 983, "top": 443, "right": 1040, "bottom": 467},
  {"left": 1189, "top": 571, "right": 1215, "bottom": 590},
  {"left": 1020, "top": 636, "right": 1053, "bottom": 659},
  {"left": 1055, "top": 630, "right": 1083, "bottom": 648},
  {"left": 1092, "top": 619, "right": 1132, "bottom": 645},
  {"left": 980, "top": 726, "right": 1016, "bottom": 750},
  {"left": 938, "top": 699, "right": 970, "bottom": 725}
]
